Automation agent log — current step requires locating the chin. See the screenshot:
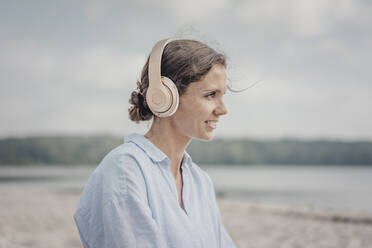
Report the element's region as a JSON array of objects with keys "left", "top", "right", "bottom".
[{"left": 194, "top": 132, "right": 214, "bottom": 141}]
